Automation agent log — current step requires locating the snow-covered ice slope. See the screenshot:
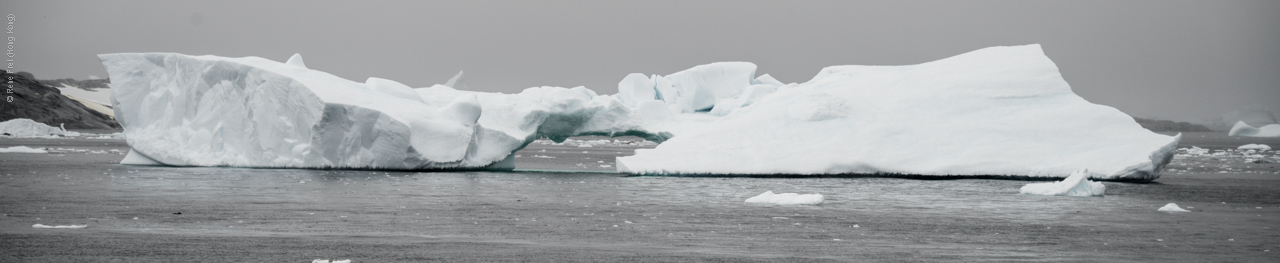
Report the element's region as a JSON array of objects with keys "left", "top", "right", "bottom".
[
  {"left": 1228, "top": 121, "right": 1280, "bottom": 137},
  {"left": 617, "top": 45, "right": 1180, "bottom": 181},
  {"left": 1019, "top": 170, "right": 1105, "bottom": 196}
]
